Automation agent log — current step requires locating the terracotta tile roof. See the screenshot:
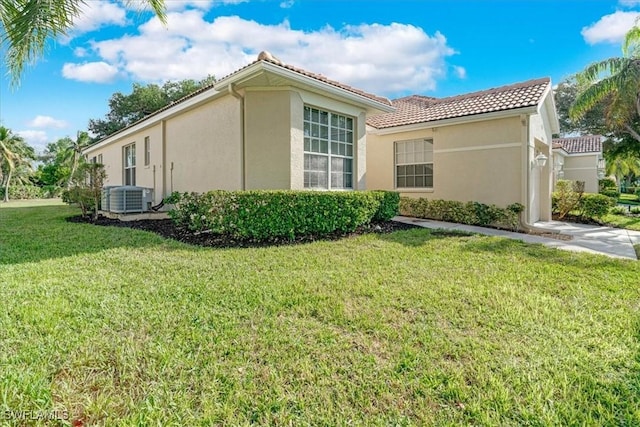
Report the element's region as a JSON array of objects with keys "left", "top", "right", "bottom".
[
  {"left": 217, "top": 51, "right": 392, "bottom": 107},
  {"left": 367, "top": 77, "right": 551, "bottom": 129},
  {"left": 552, "top": 135, "right": 602, "bottom": 154}
]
